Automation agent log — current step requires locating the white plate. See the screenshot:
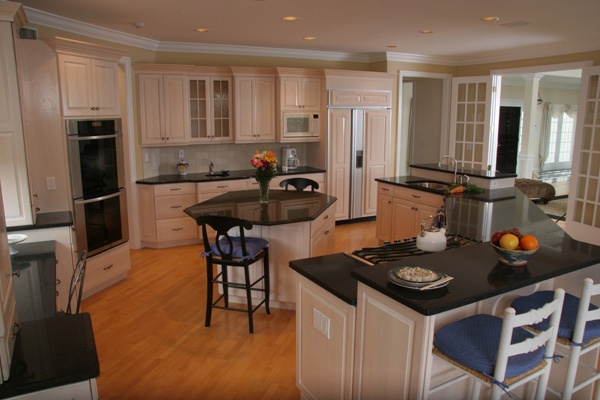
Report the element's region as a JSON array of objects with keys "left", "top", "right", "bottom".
[
  {"left": 389, "top": 267, "right": 441, "bottom": 287},
  {"left": 388, "top": 268, "right": 449, "bottom": 291},
  {"left": 7, "top": 234, "right": 27, "bottom": 244}
]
